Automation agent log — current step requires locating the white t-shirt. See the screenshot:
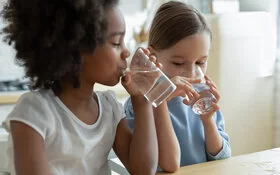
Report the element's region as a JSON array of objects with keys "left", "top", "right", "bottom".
[{"left": 3, "top": 89, "right": 125, "bottom": 175}]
